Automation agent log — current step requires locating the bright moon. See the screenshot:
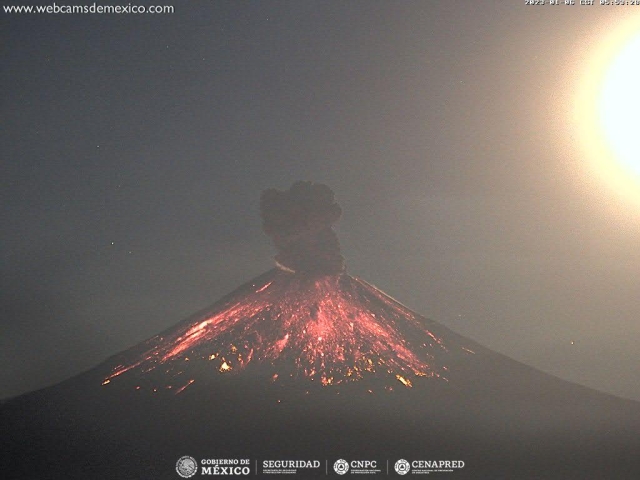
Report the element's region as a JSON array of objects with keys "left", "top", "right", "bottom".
[
  {"left": 599, "top": 33, "right": 640, "bottom": 178},
  {"left": 574, "top": 18, "right": 640, "bottom": 207}
]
